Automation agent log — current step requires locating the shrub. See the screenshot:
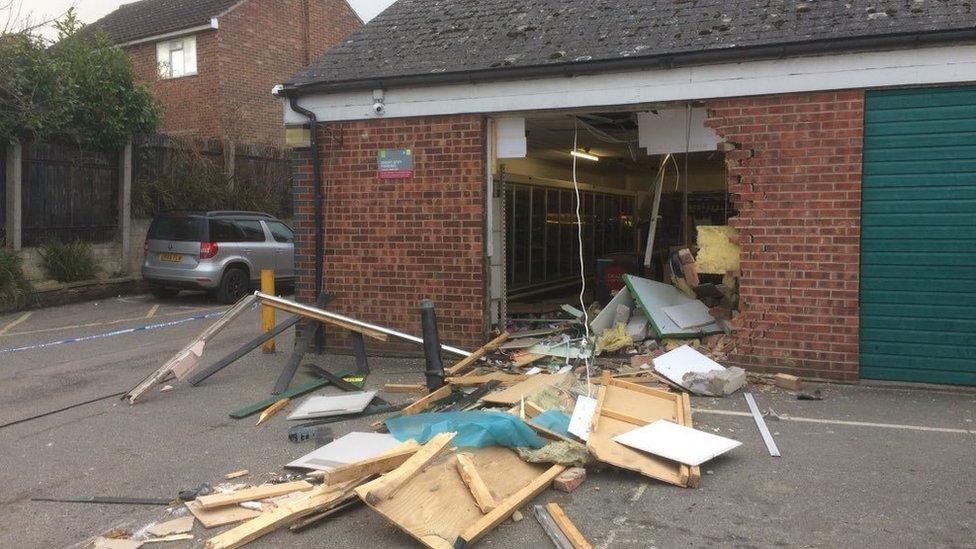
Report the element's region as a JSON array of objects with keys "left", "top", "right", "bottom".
[
  {"left": 39, "top": 240, "right": 100, "bottom": 283},
  {"left": 0, "top": 246, "right": 32, "bottom": 308}
]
